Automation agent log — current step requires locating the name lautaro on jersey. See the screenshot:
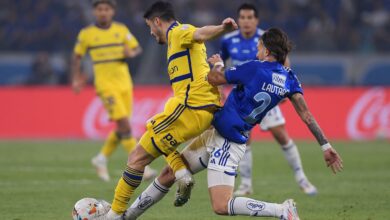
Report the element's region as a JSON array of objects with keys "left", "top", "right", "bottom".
[{"left": 261, "top": 73, "right": 289, "bottom": 96}]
